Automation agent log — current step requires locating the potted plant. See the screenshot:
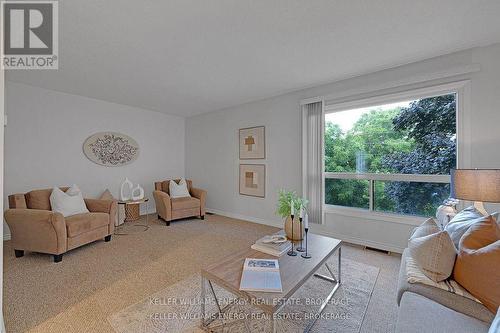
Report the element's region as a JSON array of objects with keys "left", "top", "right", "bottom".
[{"left": 277, "top": 189, "right": 308, "bottom": 240}]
